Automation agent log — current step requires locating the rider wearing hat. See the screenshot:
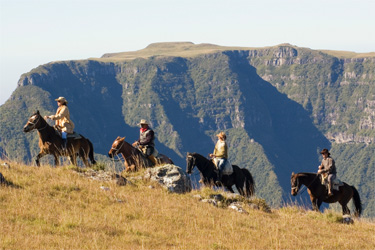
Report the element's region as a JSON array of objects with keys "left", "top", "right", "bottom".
[
  {"left": 132, "top": 119, "right": 157, "bottom": 165},
  {"left": 209, "top": 131, "right": 228, "bottom": 184},
  {"left": 318, "top": 148, "right": 337, "bottom": 196},
  {"left": 45, "top": 97, "right": 75, "bottom": 151}
]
